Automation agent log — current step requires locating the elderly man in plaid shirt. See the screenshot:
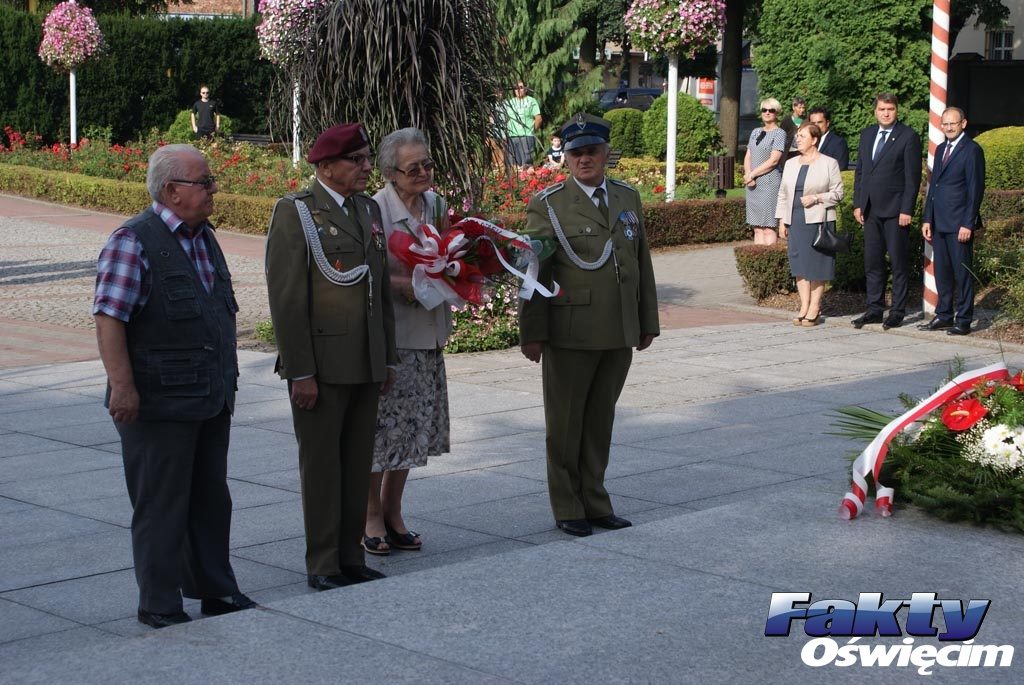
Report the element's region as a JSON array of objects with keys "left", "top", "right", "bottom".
[{"left": 93, "top": 144, "right": 254, "bottom": 629}]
